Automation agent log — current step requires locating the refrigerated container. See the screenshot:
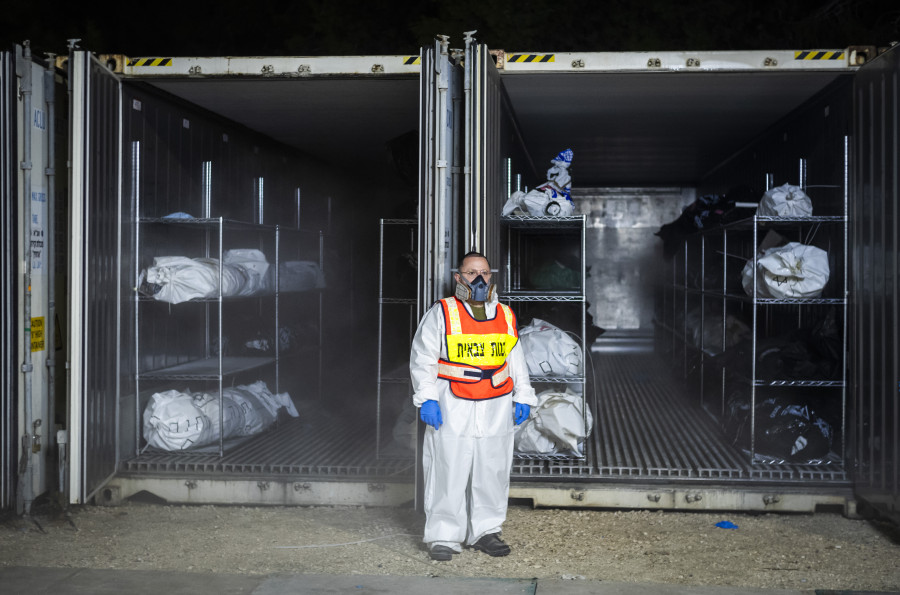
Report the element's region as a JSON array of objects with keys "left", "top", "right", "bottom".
[
  {"left": 1, "top": 44, "right": 68, "bottom": 513},
  {"left": 2, "top": 36, "right": 896, "bottom": 522}
]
